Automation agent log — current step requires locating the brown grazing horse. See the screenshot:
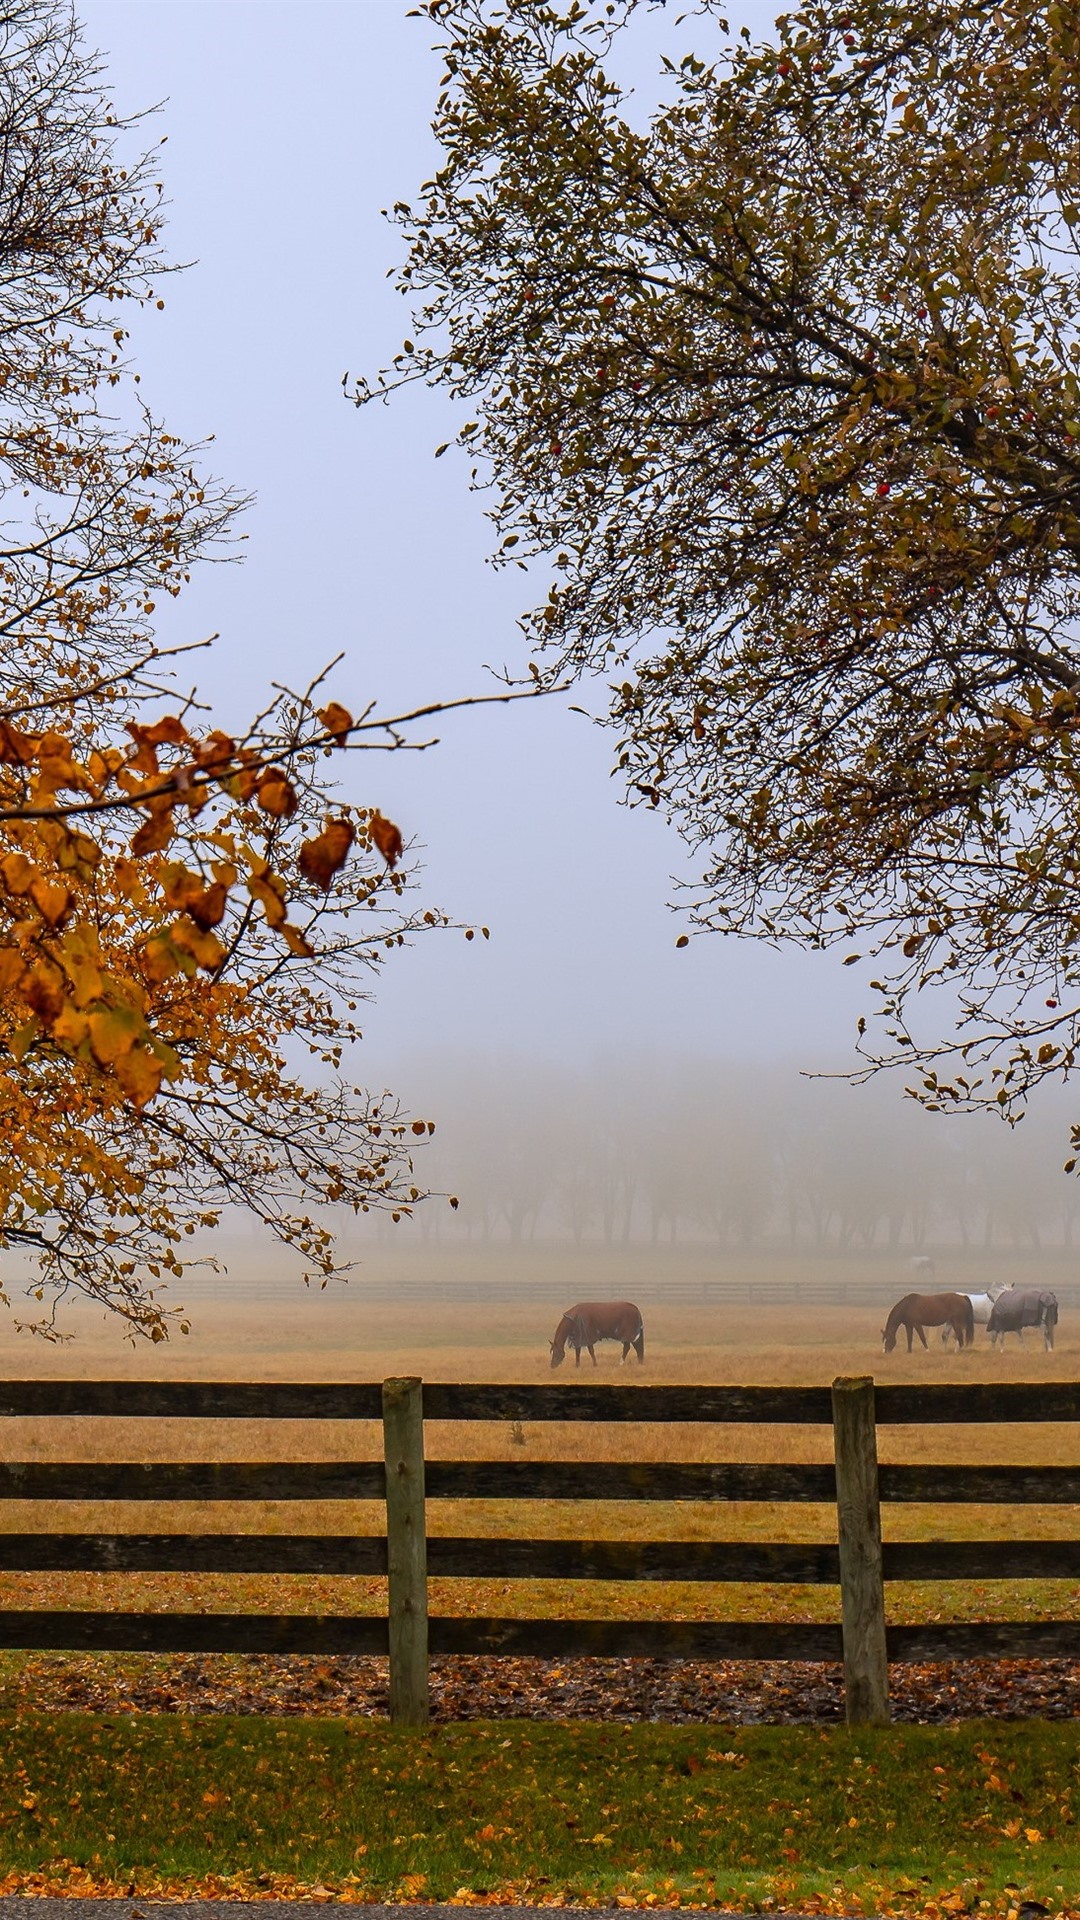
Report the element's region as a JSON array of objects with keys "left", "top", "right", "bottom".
[
  {"left": 882, "top": 1291, "right": 975, "bottom": 1353},
  {"left": 550, "top": 1302, "right": 645, "bottom": 1369}
]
